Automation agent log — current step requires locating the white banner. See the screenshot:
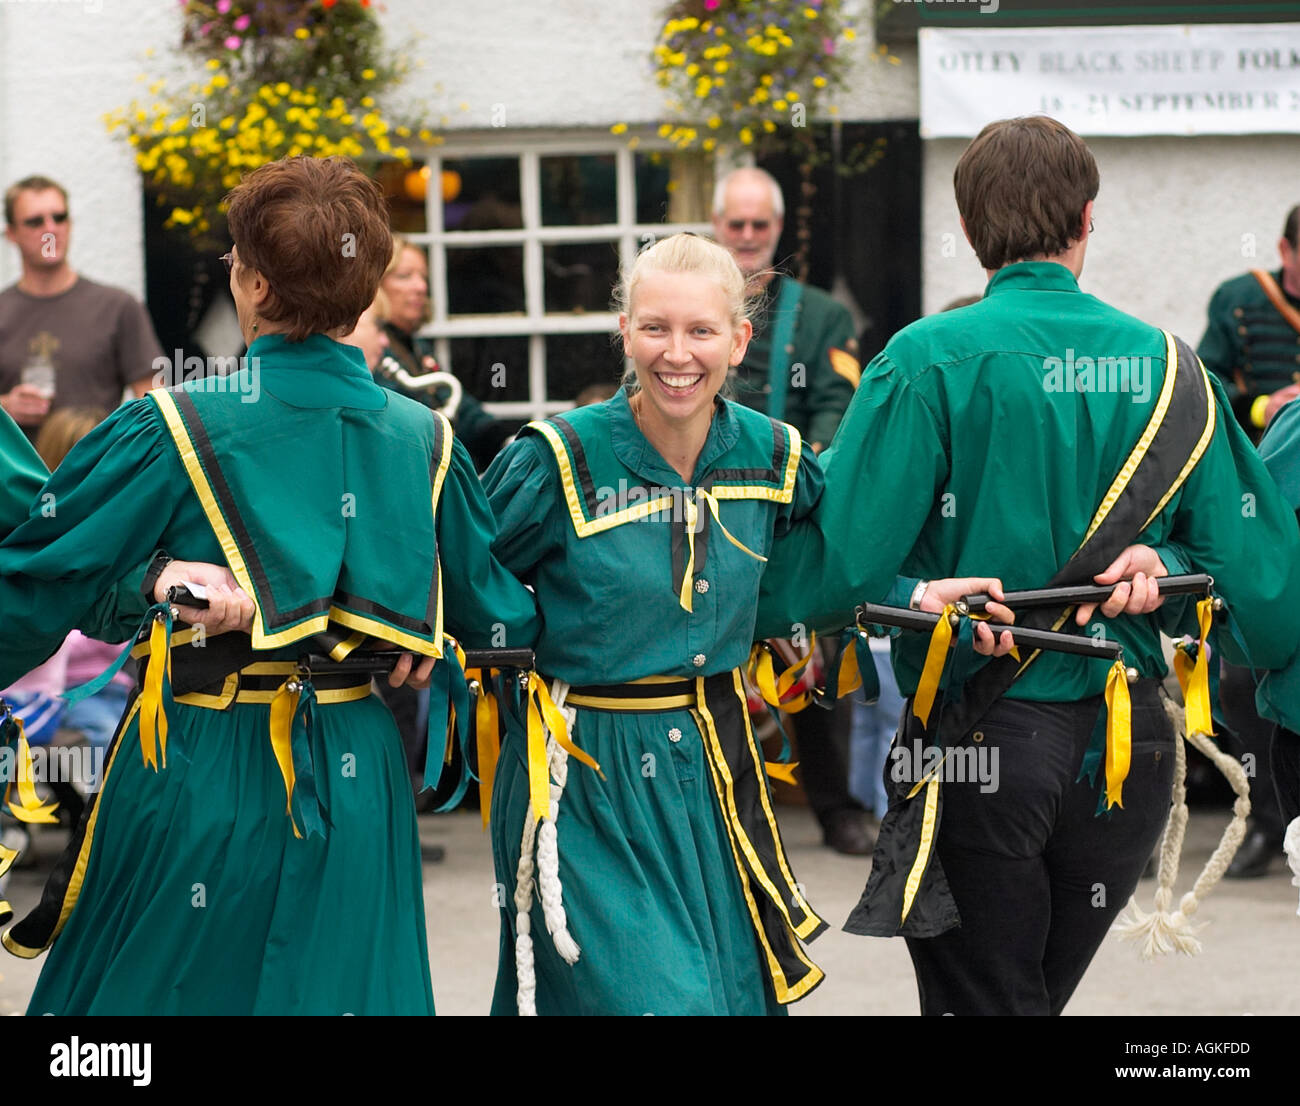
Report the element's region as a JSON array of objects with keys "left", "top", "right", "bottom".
[{"left": 920, "top": 23, "right": 1300, "bottom": 138}]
